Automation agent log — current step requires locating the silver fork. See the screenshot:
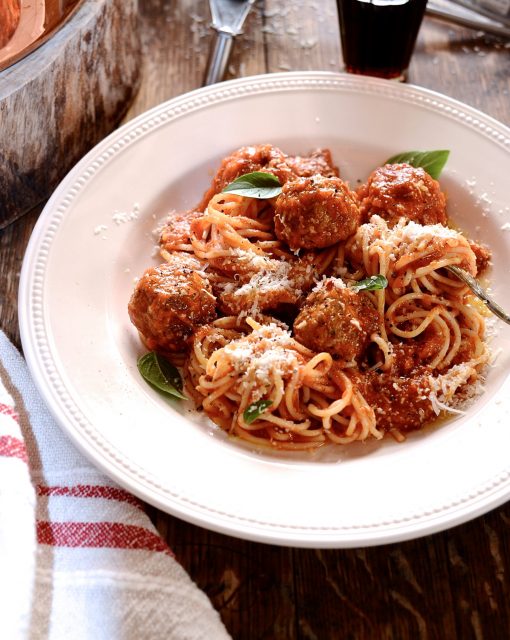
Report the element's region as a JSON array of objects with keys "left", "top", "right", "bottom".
[
  {"left": 446, "top": 266, "right": 510, "bottom": 325},
  {"left": 204, "top": 0, "right": 255, "bottom": 86}
]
